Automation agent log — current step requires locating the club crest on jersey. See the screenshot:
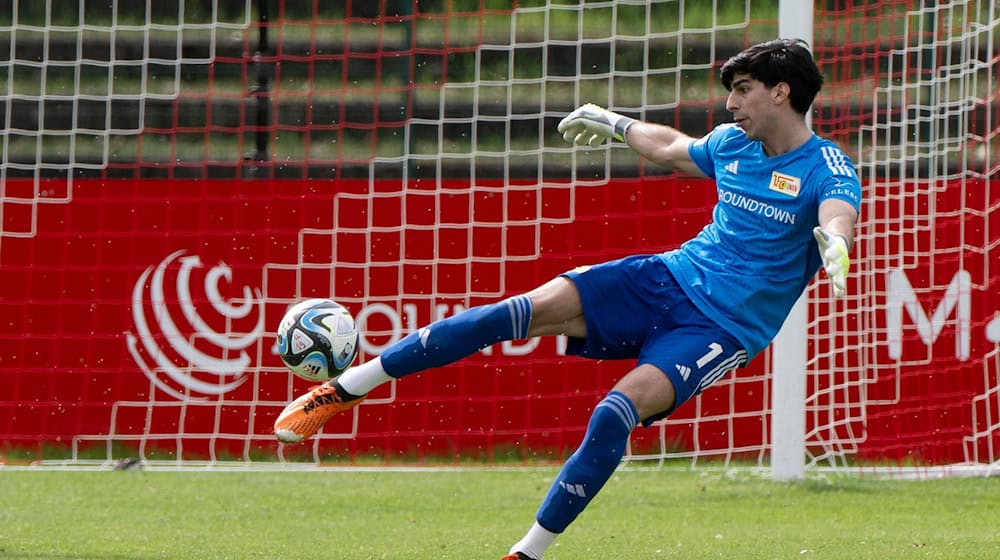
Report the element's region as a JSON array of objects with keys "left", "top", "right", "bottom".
[{"left": 769, "top": 171, "right": 801, "bottom": 197}]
